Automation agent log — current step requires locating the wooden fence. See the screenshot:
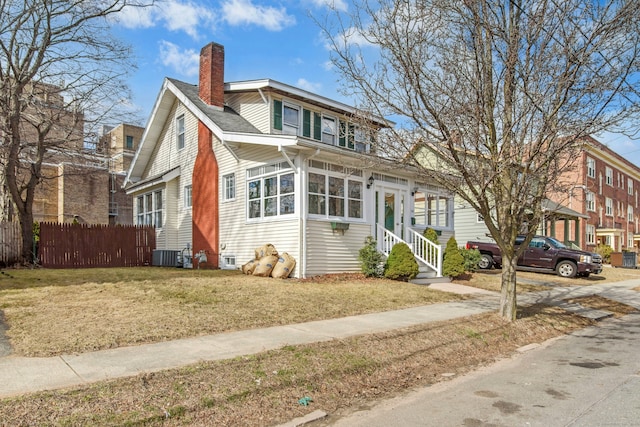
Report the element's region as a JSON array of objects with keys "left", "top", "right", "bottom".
[
  {"left": 0, "top": 221, "right": 22, "bottom": 266},
  {"left": 39, "top": 223, "right": 156, "bottom": 268}
]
